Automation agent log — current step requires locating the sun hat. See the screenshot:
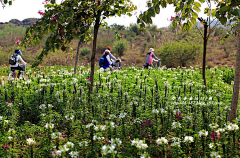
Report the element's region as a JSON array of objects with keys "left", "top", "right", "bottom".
[{"left": 149, "top": 48, "right": 154, "bottom": 52}]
